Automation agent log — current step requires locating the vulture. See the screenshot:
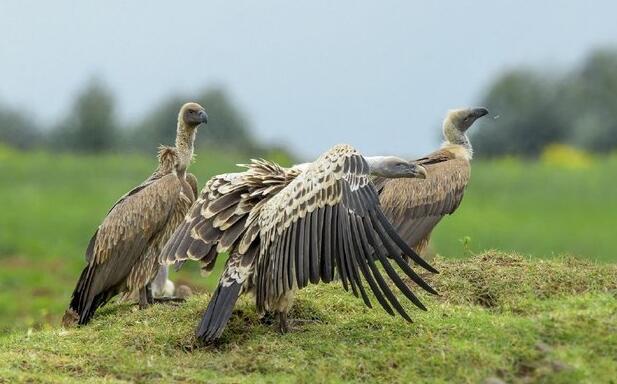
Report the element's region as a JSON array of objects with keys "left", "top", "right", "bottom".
[
  {"left": 161, "top": 144, "right": 437, "bottom": 343},
  {"left": 375, "top": 107, "right": 488, "bottom": 256},
  {"left": 62, "top": 102, "right": 208, "bottom": 326}
]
